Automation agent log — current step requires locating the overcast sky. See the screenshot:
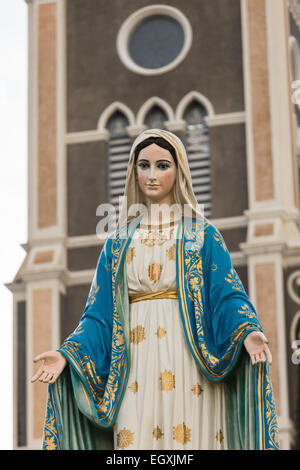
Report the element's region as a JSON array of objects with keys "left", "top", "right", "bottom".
[{"left": 0, "top": 0, "right": 27, "bottom": 449}]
